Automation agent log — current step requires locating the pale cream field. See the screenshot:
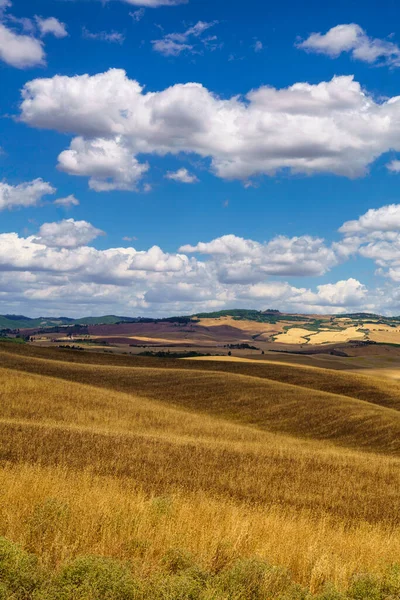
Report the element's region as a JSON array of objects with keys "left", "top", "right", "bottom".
[
  {"left": 306, "top": 326, "right": 365, "bottom": 344},
  {"left": 275, "top": 326, "right": 366, "bottom": 345},
  {"left": 274, "top": 327, "right": 315, "bottom": 344}
]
